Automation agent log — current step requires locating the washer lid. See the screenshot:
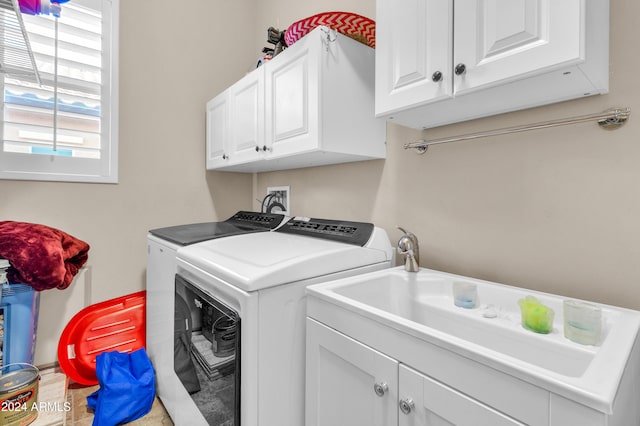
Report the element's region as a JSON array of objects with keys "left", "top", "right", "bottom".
[
  {"left": 176, "top": 231, "right": 391, "bottom": 292},
  {"left": 148, "top": 211, "right": 285, "bottom": 245}
]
